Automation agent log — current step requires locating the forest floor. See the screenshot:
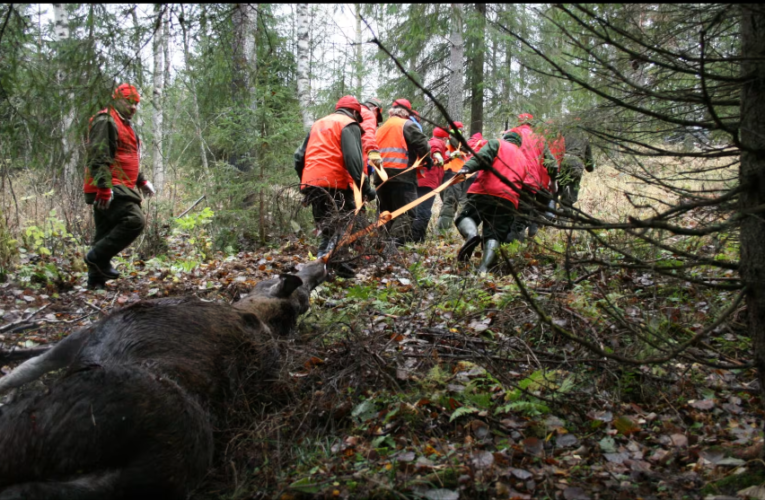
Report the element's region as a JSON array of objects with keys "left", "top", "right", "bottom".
[{"left": 0, "top": 164, "right": 759, "bottom": 500}]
